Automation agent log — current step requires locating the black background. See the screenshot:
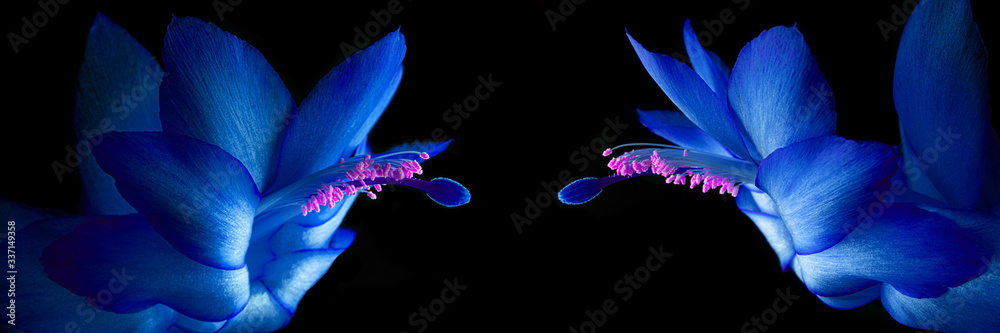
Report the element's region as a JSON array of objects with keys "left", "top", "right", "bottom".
[{"left": 2, "top": 0, "right": 998, "bottom": 332}]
